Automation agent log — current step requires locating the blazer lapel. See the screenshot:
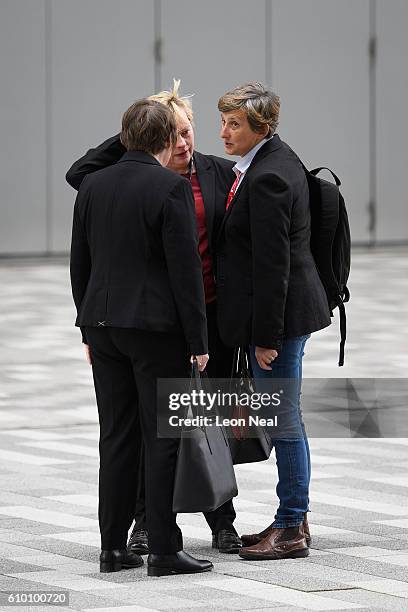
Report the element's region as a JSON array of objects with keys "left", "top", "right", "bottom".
[
  {"left": 217, "top": 174, "right": 246, "bottom": 239},
  {"left": 249, "top": 133, "right": 282, "bottom": 167},
  {"left": 217, "top": 135, "right": 283, "bottom": 241},
  {"left": 227, "top": 174, "right": 245, "bottom": 210},
  {"left": 194, "top": 152, "right": 216, "bottom": 249}
]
